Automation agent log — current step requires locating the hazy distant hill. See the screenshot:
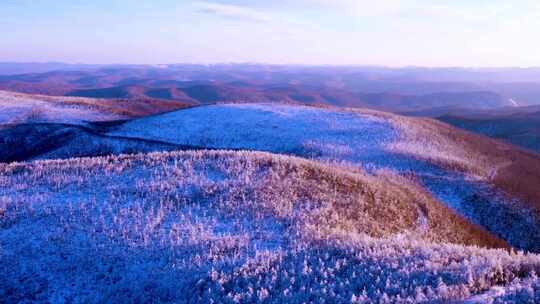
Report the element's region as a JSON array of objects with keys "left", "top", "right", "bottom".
[{"left": 1, "top": 64, "right": 540, "bottom": 111}]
